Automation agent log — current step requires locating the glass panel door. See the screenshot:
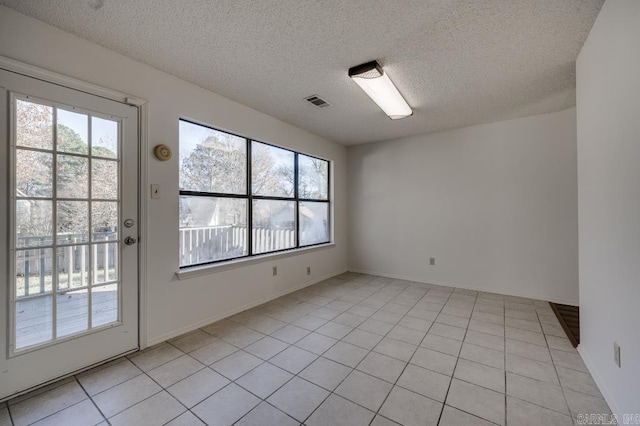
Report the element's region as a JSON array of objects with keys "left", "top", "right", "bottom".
[
  {"left": 13, "top": 97, "right": 122, "bottom": 352},
  {"left": 0, "top": 67, "right": 139, "bottom": 401}
]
